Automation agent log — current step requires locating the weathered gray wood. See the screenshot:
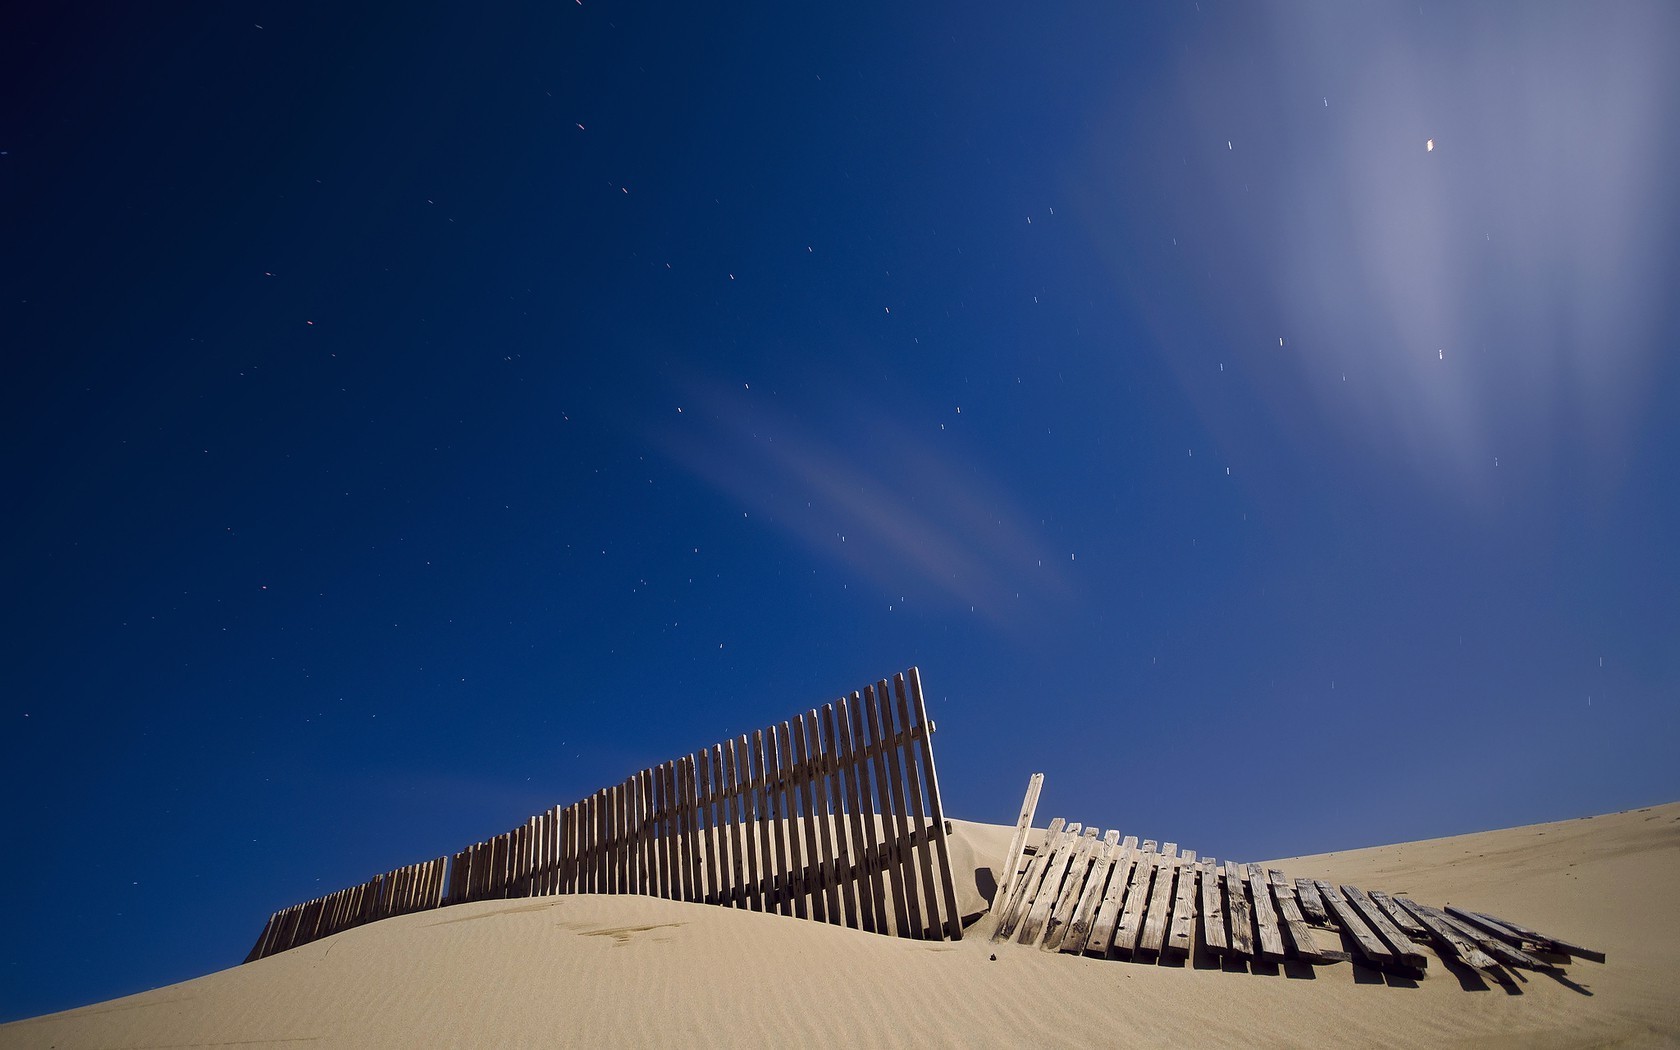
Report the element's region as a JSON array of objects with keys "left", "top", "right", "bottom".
[
  {"left": 1395, "top": 899, "right": 1499, "bottom": 970},
  {"left": 1368, "top": 889, "right": 1425, "bottom": 938},
  {"left": 1437, "top": 908, "right": 1557, "bottom": 969},
  {"left": 1222, "top": 861, "right": 1256, "bottom": 959},
  {"left": 1454, "top": 908, "right": 1606, "bottom": 963},
  {"left": 860, "top": 685, "right": 908, "bottom": 936},
  {"left": 1138, "top": 844, "right": 1181, "bottom": 957},
  {"left": 993, "top": 817, "right": 1065, "bottom": 942},
  {"left": 1246, "top": 864, "right": 1287, "bottom": 962},
  {"left": 1113, "top": 842, "right": 1158, "bottom": 958},
  {"left": 992, "top": 773, "right": 1045, "bottom": 917},
  {"left": 1018, "top": 821, "right": 1080, "bottom": 946},
  {"left": 893, "top": 675, "right": 944, "bottom": 938},
  {"left": 1062, "top": 832, "right": 1119, "bottom": 955},
  {"left": 1315, "top": 881, "right": 1398, "bottom": 970},
  {"left": 1041, "top": 827, "right": 1100, "bottom": 951},
  {"left": 1199, "top": 858, "right": 1227, "bottom": 956},
  {"left": 695, "top": 747, "right": 720, "bottom": 905},
  {"left": 1084, "top": 835, "right": 1137, "bottom": 956},
  {"left": 1342, "top": 885, "right": 1427, "bottom": 970},
  {"left": 763, "top": 727, "right": 793, "bottom": 917},
  {"left": 1295, "top": 877, "right": 1329, "bottom": 925},
  {"left": 738, "top": 733, "right": 768, "bottom": 913},
  {"left": 1164, "top": 850, "right": 1198, "bottom": 959},
  {"left": 1266, "top": 869, "right": 1333, "bottom": 963}
]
